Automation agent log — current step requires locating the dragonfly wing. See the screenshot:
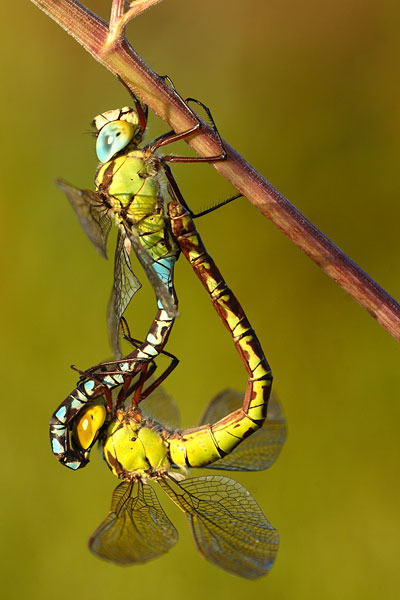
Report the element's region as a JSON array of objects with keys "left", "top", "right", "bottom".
[
  {"left": 107, "top": 231, "right": 142, "bottom": 358},
  {"left": 57, "top": 178, "right": 111, "bottom": 258},
  {"left": 125, "top": 225, "right": 178, "bottom": 319},
  {"left": 141, "top": 385, "right": 181, "bottom": 429},
  {"left": 199, "top": 391, "right": 287, "bottom": 471},
  {"left": 198, "top": 389, "right": 244, "bottom": 424},
  {"left": 160, "top": 475, "right": 279, "bottom": 579},
  {"left": 89, "top": 480, "right": 178, "bottom": 565}
]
